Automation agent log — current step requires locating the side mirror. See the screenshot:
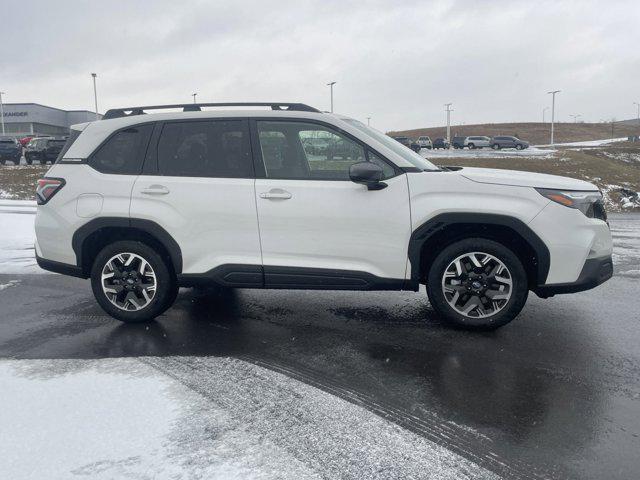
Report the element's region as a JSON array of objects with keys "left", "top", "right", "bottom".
[{"left": 349, "top": 162, "right": 387, "bottom": 190}]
